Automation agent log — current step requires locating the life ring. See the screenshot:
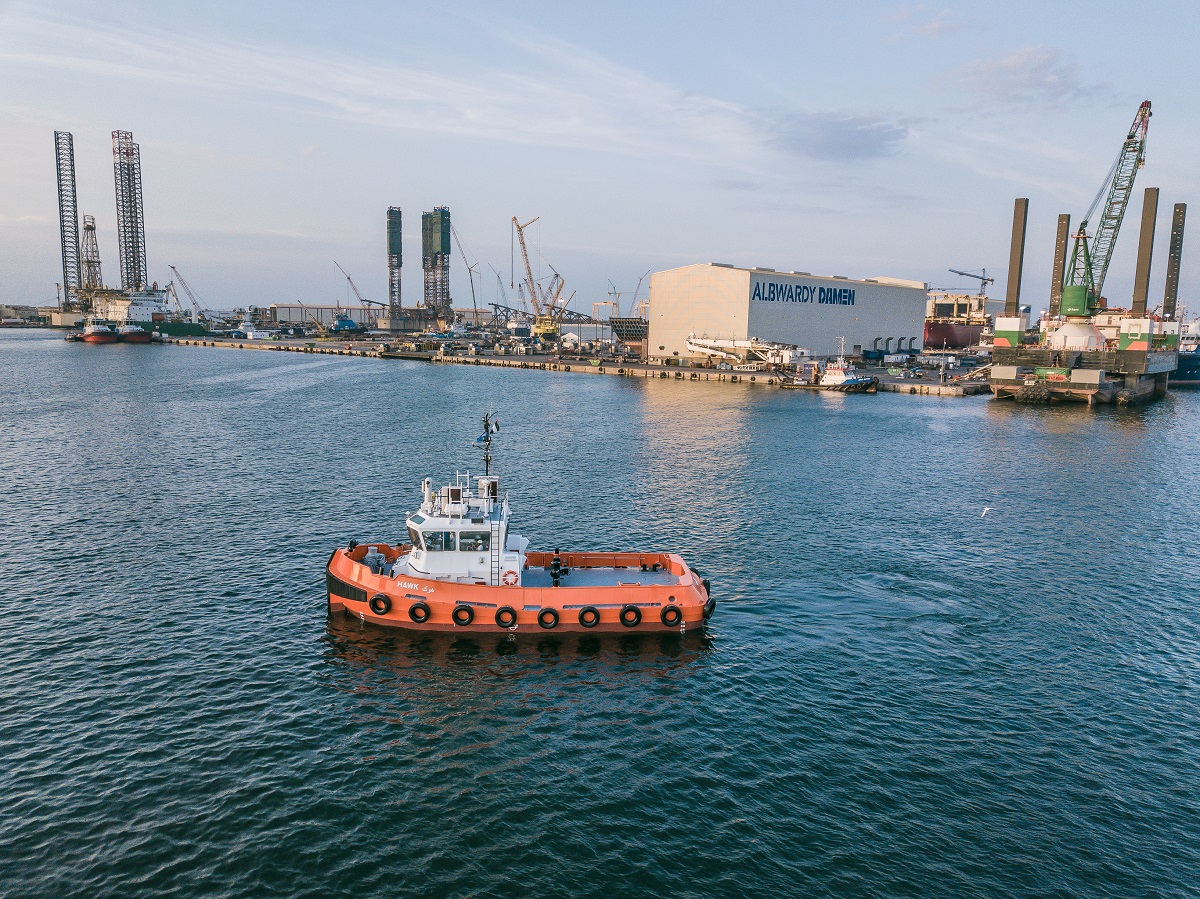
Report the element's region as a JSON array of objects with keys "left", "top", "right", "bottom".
[
  {"left": 408, "top": 601, "right": 430, "bottom": 623},
  {"left": 537, "top": 608, "right": 560, "bottom": 630},
  {"left": 452, "top": 604, "right": 475, "bottom": 626},
  {"left": 369, "top": 593, "right": 391, "bottom": 615},
  {"left": 495, "top": 606, "right": 518, "bottom": 628},
  {"left": 660, "top": 604, "right": 682, "bottom": 627},
  {"left": 702, "top": 596, "right": 717, "bottom": 620},
  {"left": 578, "top": 606, "right": 600, "bottom": 628},
  {"left": 502, "top": 569, "right": 519, "bottom": 586},
  {"left": 620, "top": 605, "right": 642, "bottom": 627}
]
